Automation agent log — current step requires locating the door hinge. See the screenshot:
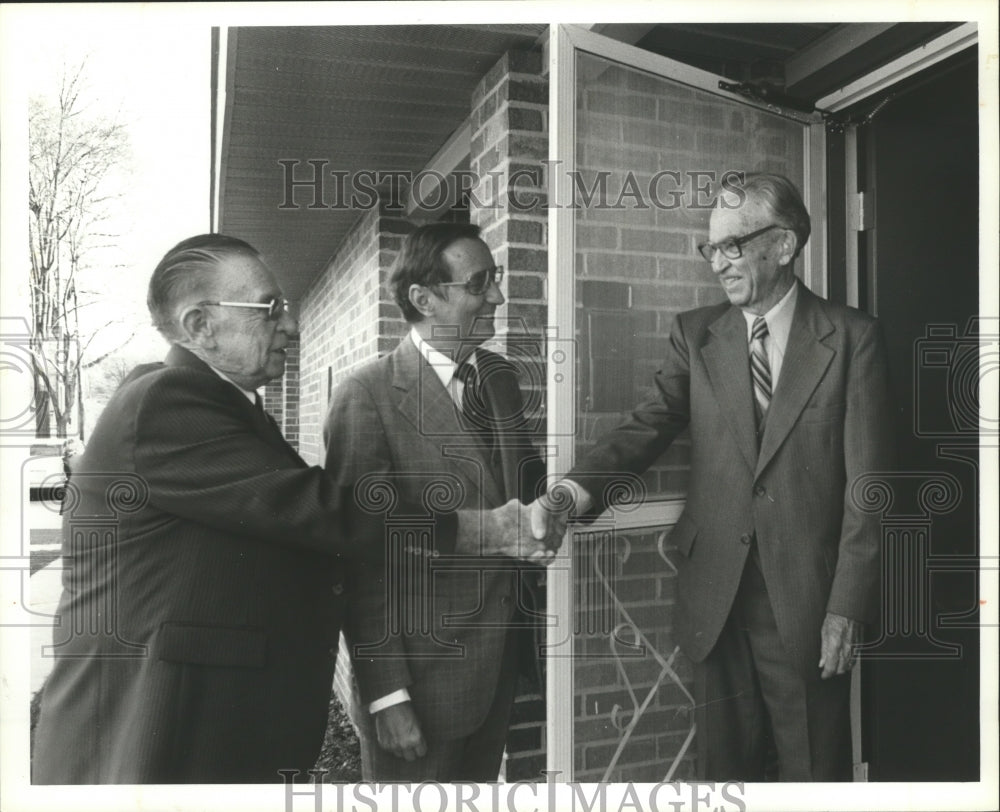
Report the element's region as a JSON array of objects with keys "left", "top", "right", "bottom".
[{"left": 857, "top": 190, "right": 875, "bottom": 232}]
